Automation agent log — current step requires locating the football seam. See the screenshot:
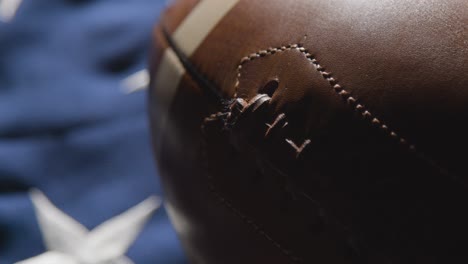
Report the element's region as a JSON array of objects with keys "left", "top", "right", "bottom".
[
  {"left": 234, "top": 44, "right": 414, "bottom": 151},
  {"left": 162, "top": 18, "right": 453, "bottom": 181},
  {"left": 234, "top": 44, "right": 454, "bottom": 181}
]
